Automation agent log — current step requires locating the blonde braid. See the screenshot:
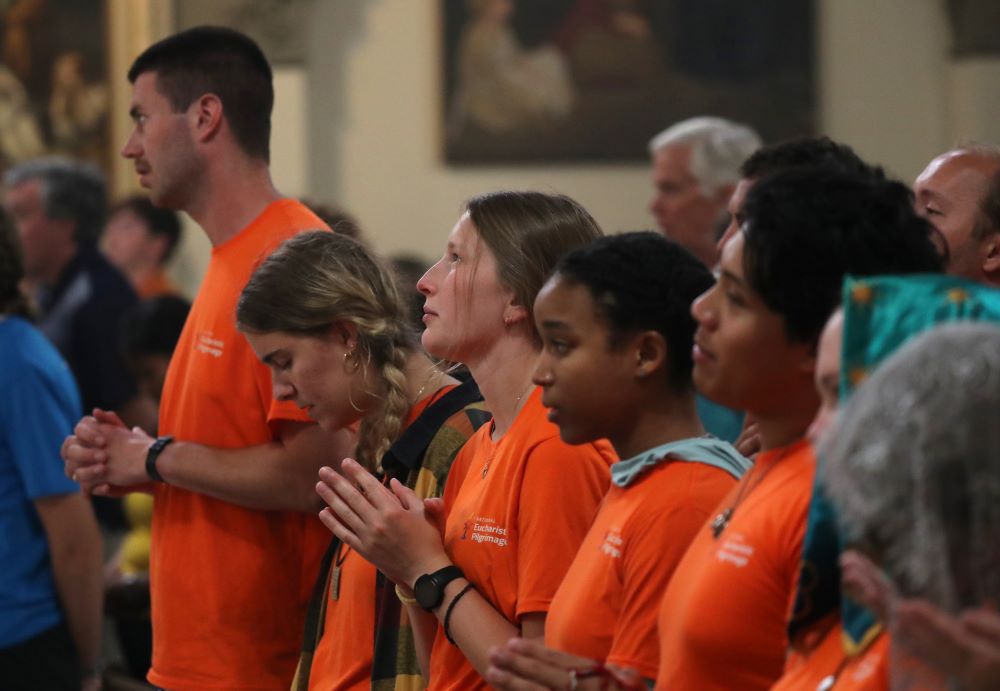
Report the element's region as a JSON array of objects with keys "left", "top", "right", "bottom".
[
  {"left": 236, "top": 231, "right": 422, "bottom": 471},
  {"left": 355, "top": 329, "right": 411, "bottom": 473}
]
